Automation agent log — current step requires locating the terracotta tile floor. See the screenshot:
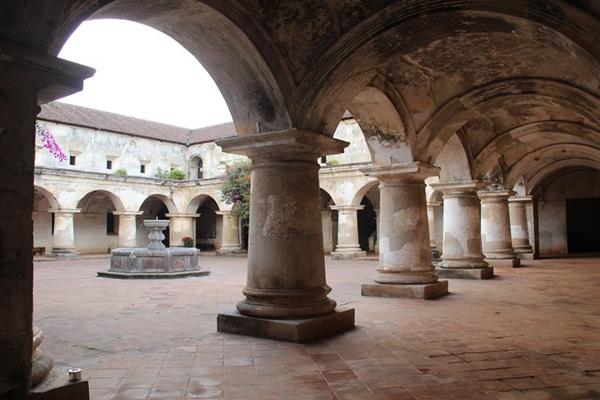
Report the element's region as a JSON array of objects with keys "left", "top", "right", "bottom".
[{"left": 34, "top": 256, "right": 600, "bottom": 400}]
